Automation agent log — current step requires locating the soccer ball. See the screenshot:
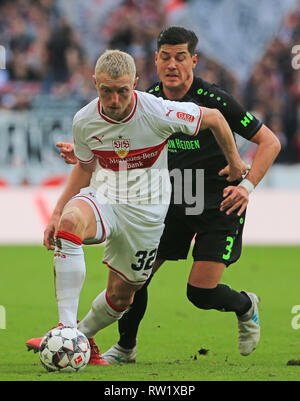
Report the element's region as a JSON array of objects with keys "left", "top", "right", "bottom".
[{"left": 39, "top": 326, "right": 90, "bottom": 372}]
